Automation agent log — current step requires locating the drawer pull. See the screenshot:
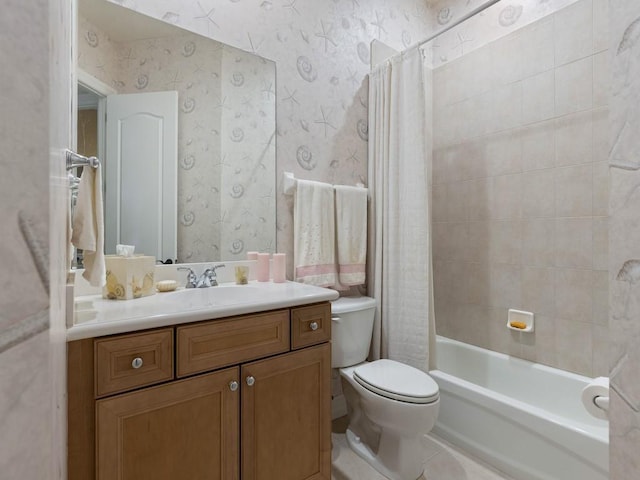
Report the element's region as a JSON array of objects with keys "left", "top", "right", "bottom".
[
  {"left": 246, "top": 376, "right": 255, "bottom": 387},
  {"left": 310, "top": 321, "right": 319, "bottom": 331},
  {"left": 131, "top": 357, "right": 144, "bottom": 369},
  {"left": 229, "top": 380, "right": 239, "bottom": 392}
]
